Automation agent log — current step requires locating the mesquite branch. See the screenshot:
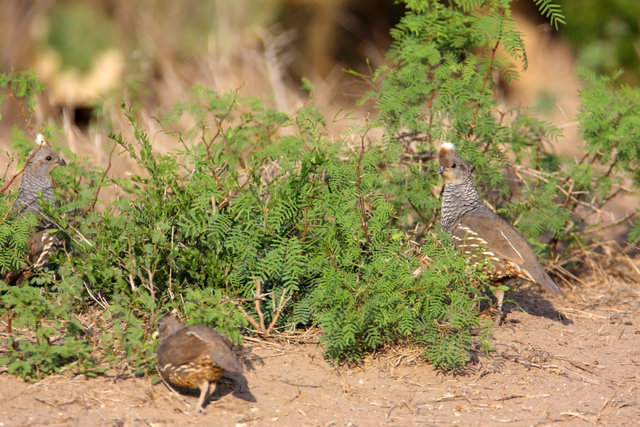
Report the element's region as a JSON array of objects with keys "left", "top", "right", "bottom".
[
  {"left": 224, "top": 278, "right": 292, "bottom": 336},
  {"left": 470, "top": 40, "right": 500, "bottom": 136},
  {"left": 356, "top": 127, "right": 371, "bottom": 247}
]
